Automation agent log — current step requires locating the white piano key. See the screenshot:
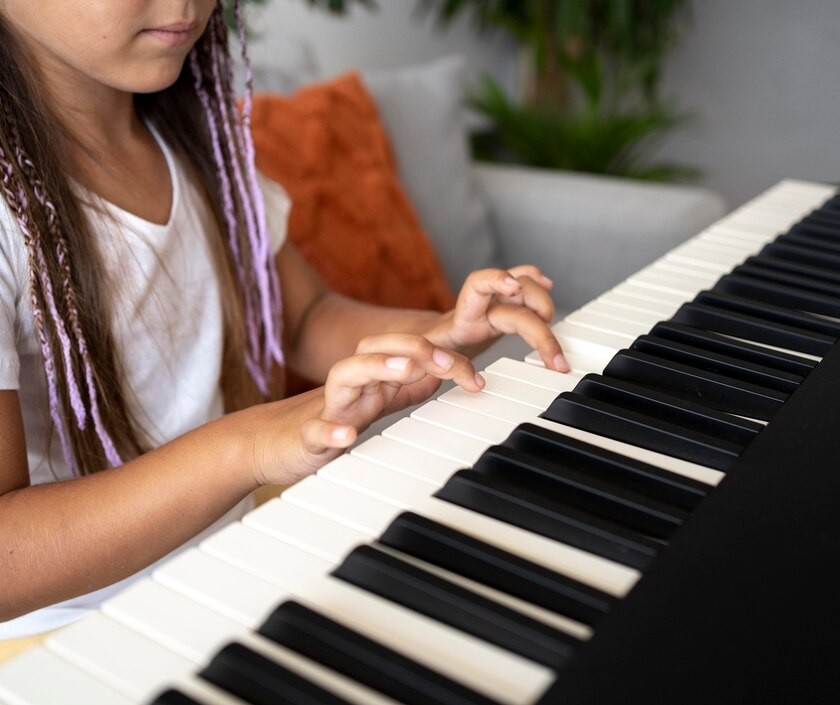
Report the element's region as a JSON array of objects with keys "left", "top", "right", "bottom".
[
  {"left": 45, "top": 613, "right": 194, "bottom": 702},
  {"left": 439, "top": 386, "right": 539, "bottom": 425},
  {"left": 155, "top": 548, "right": 556, "bottom": 705},
  {"left": 480, "top": 369, "right": 576, "bottom": 408},
  {"left": 201, "top": 519, "right": 555, "bottom": 705},
  {"left": 568, "top": 304, "right": 662, "bottom": 336},
  {"left": 383, "top": 417, "right": 489, "bottom": 465},
  {"left": 627, "top": 266, "right": 713, "bottom": 298},
  {"left": 524, "top": 319, "right": 633, "bottom": 370},
  {"left": 665, "top": 243, "right": 751, "bottom": 272},
  {"left": 103, "top": 579, "right": 402, "bottom": 705},
  {"left": 154, "top": 549, "right": 280, "bottom": 627},
  {"left": 411, "top": 400, "right": 513, "bottom": 444},
  {"left": 646, "top": 261, "right": 721, "bottom": 286},
  {"left": 595, "top": 288, "right": 683, "bottom": 318},
  {"left": 164, "top": 678, "right": 250, "bottom": 705},
  {"left": 284, "top": 473, "right": 639, "bottom": 598},
  {"left": 244, "top": 498, "right": 592, "bottom": 642},
  {"left": 485, "top": 357, "right": 581, "bottom": 392},
  {"left": 103, "top": 579, "right": 246, "bottom": 664},
  {"left": 436, "top": 384, "right": 723, "bottom": 486},
  {"left": 245, "top": 499, "right": 369, "bottom": 562},
  {"left": 321, "top": 453, "right": 439, "bottom": 499},
  {"left": 0, "top": 648, "right": 136, "bottom": 705},
  {"left": 610, "top": 281, "right": 690, "bottom": 308},
  {"left": 353, "top": 435, "right": 462, "bottom": 484}
]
